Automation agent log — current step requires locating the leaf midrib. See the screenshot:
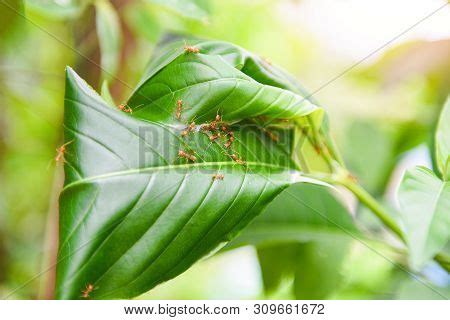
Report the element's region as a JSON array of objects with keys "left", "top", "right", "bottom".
[
  {"left": 64, "top": 96, "right": 299, "bottom": 192},
  {"left": 62, "top": 161, "right": 297, "bottom": 191},
  {"left": 131, "top": 76, "right": 314, "bottom": 121},
  {"left": 131, "top": 77, "right": 255, "bottom": 113}
]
